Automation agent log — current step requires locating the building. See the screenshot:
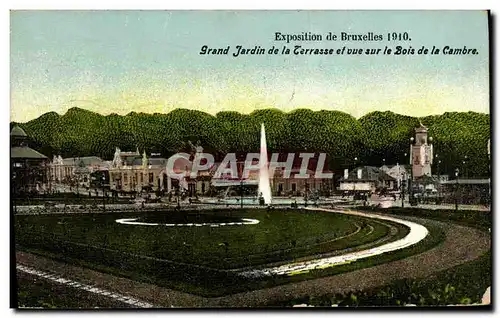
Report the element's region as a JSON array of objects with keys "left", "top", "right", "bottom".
[
  {"left": 339, "top": 166, "right": 397, "bottom": 193},
  {"left": 107, "top": 147, "right": 203, "bottom": 195},
  {"left": 380, "top": 164, "right": 409, "bottom": 190},
  {"left": 272, "top": 168, "right": 324, "bottom": 196},
  {"left": 209, "top": 156, "right": 326, "bottom": 197},
  {"left": 411, "top": 123, "right": 433, "bottom": 179},
  {"left": 109, "top": 148, "right": 162, "bottom": 193},
  {"left": 107, "top": 147, "right": 333, "bottom": 197},
  {"left": 11, "top": 126, "right": 49, "bottom": 195},
  {"left": 50, "top": 155, "right": 109, "bottom": 188}
]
